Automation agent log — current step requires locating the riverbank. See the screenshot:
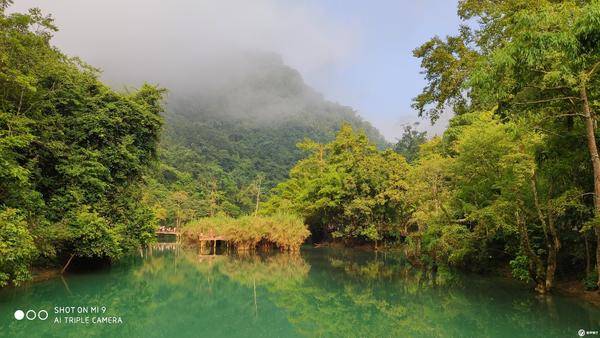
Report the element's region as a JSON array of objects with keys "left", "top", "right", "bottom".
[
  {"left": 555, "top": 281, "right": 600, "bottom": 307},
  {"left": 312, "top": 241, "right": 600, "bottom": 307},
  {"left": 31, "top": 267, "right": 61, "bottom": 284}
]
